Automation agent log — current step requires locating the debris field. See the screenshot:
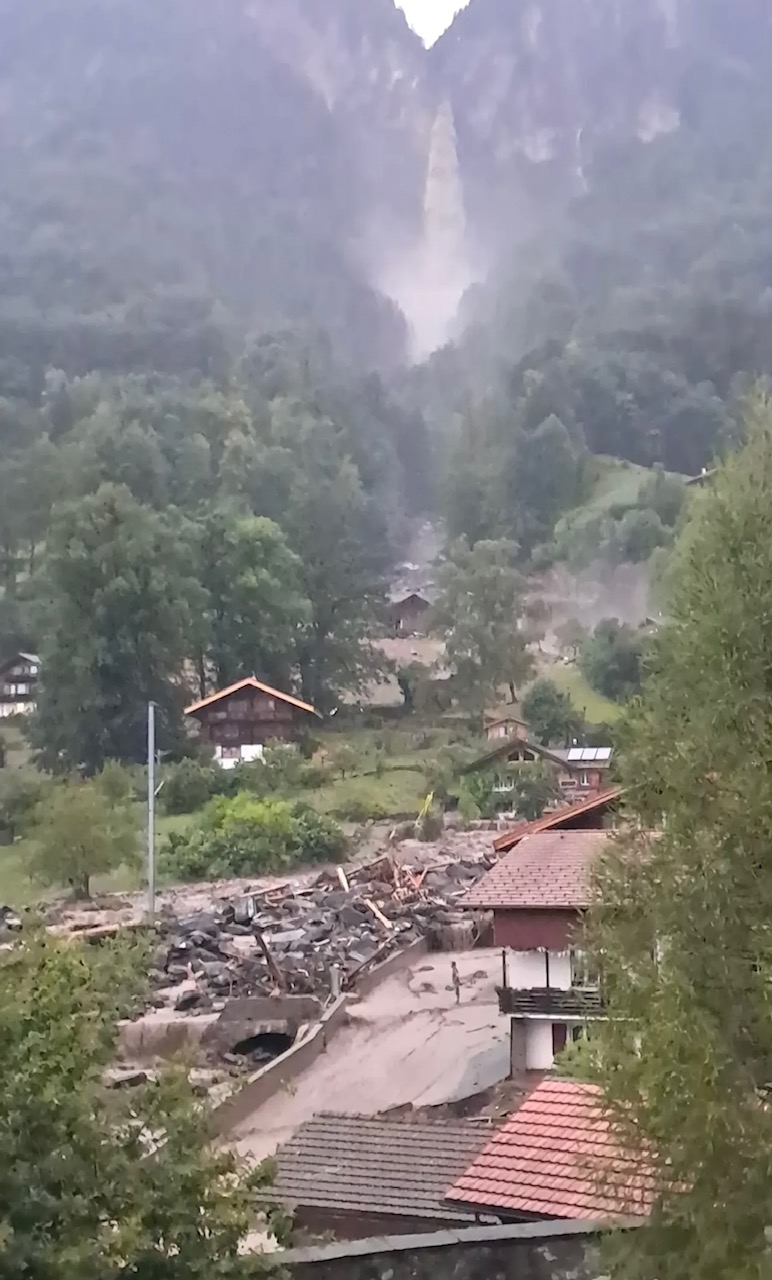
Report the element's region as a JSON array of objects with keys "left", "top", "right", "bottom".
[{"left": 149, "top": 854, "right": 493, "bottom": 1014}]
